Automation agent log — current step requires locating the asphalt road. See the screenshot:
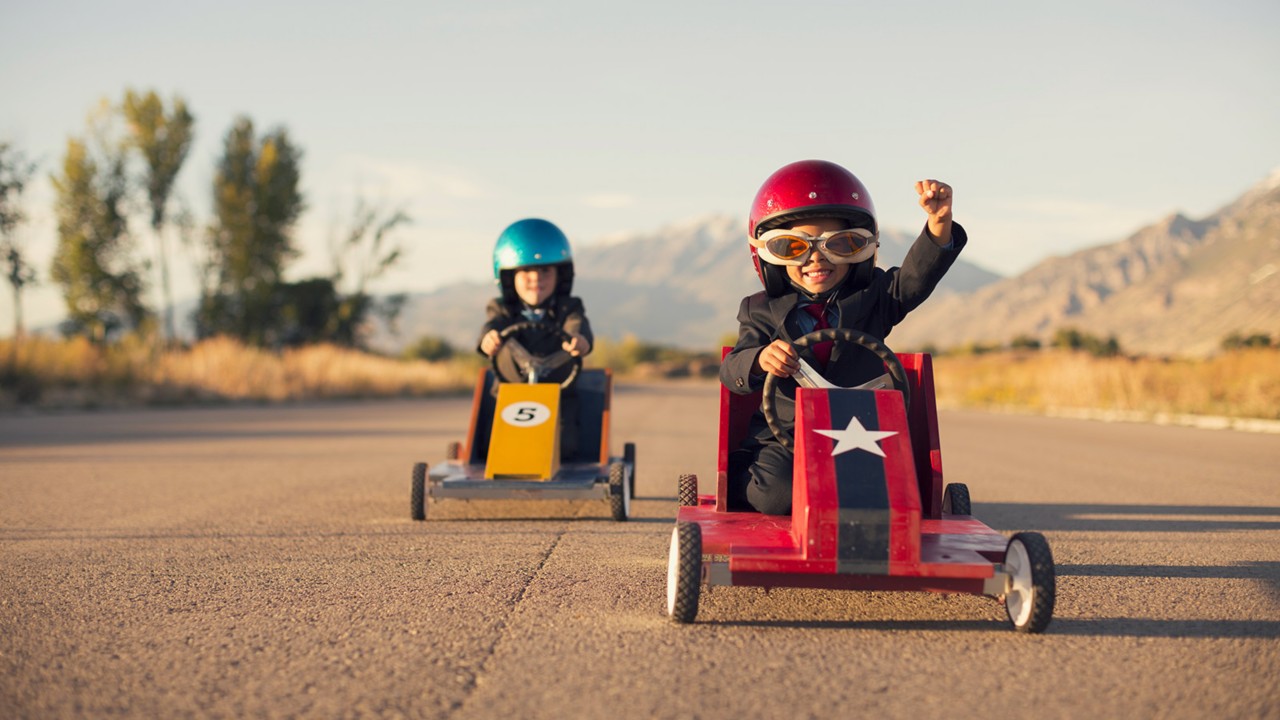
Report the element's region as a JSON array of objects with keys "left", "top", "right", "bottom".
[{"left": 2, "top": 382, "right": 1278, "bottom": 719}]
